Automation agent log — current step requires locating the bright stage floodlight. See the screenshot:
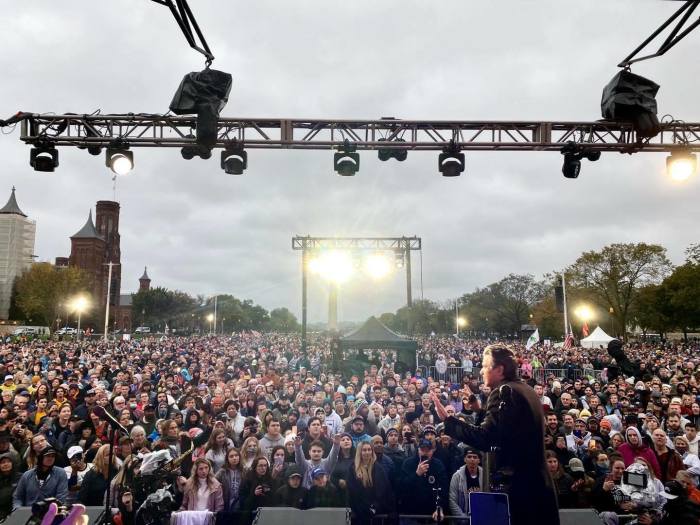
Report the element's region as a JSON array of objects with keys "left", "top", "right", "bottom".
[
  {"left": 438, "top": 140, "right": 465, "bottom": 177},
  {"left": 365, "top": 253, "right": 392, "bottom": 279},
  {"left": 574, "top": 305, "right": 594, "bottom": 323},
  {"left": 666, "top": 150, "right": 697, "bottom": 182},
  {"left": 308, "top": 251, "right": 353, "bottom": 283},
  {"left": 30, "top": 143, "right": 59, "bottom": 172},
  {"left": 221, "top": 141, "right": 247, "bottom": 175},
  {"left": 106, "top": 143, "right": 133, "bottom": 175},
  {"left": 334, "top": 141, "right": 360, "bottom": 176}
]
